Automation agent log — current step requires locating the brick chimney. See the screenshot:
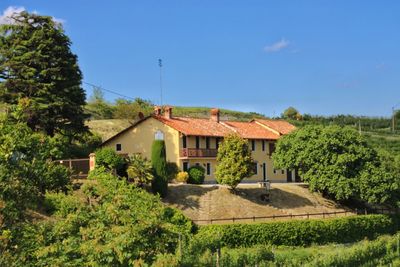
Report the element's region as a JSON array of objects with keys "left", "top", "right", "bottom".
[
  {"left": 138, "top": 112, "right": 144, "bottom": 120},
  {"left": 164, "top": 106, "right": 172, "bottom": 119},
  {"left": 210, "top": 108, "right": 220, "bottom": 122},
  {"left": 154, "top": 106, "right": 162, "bottom": 116}
]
